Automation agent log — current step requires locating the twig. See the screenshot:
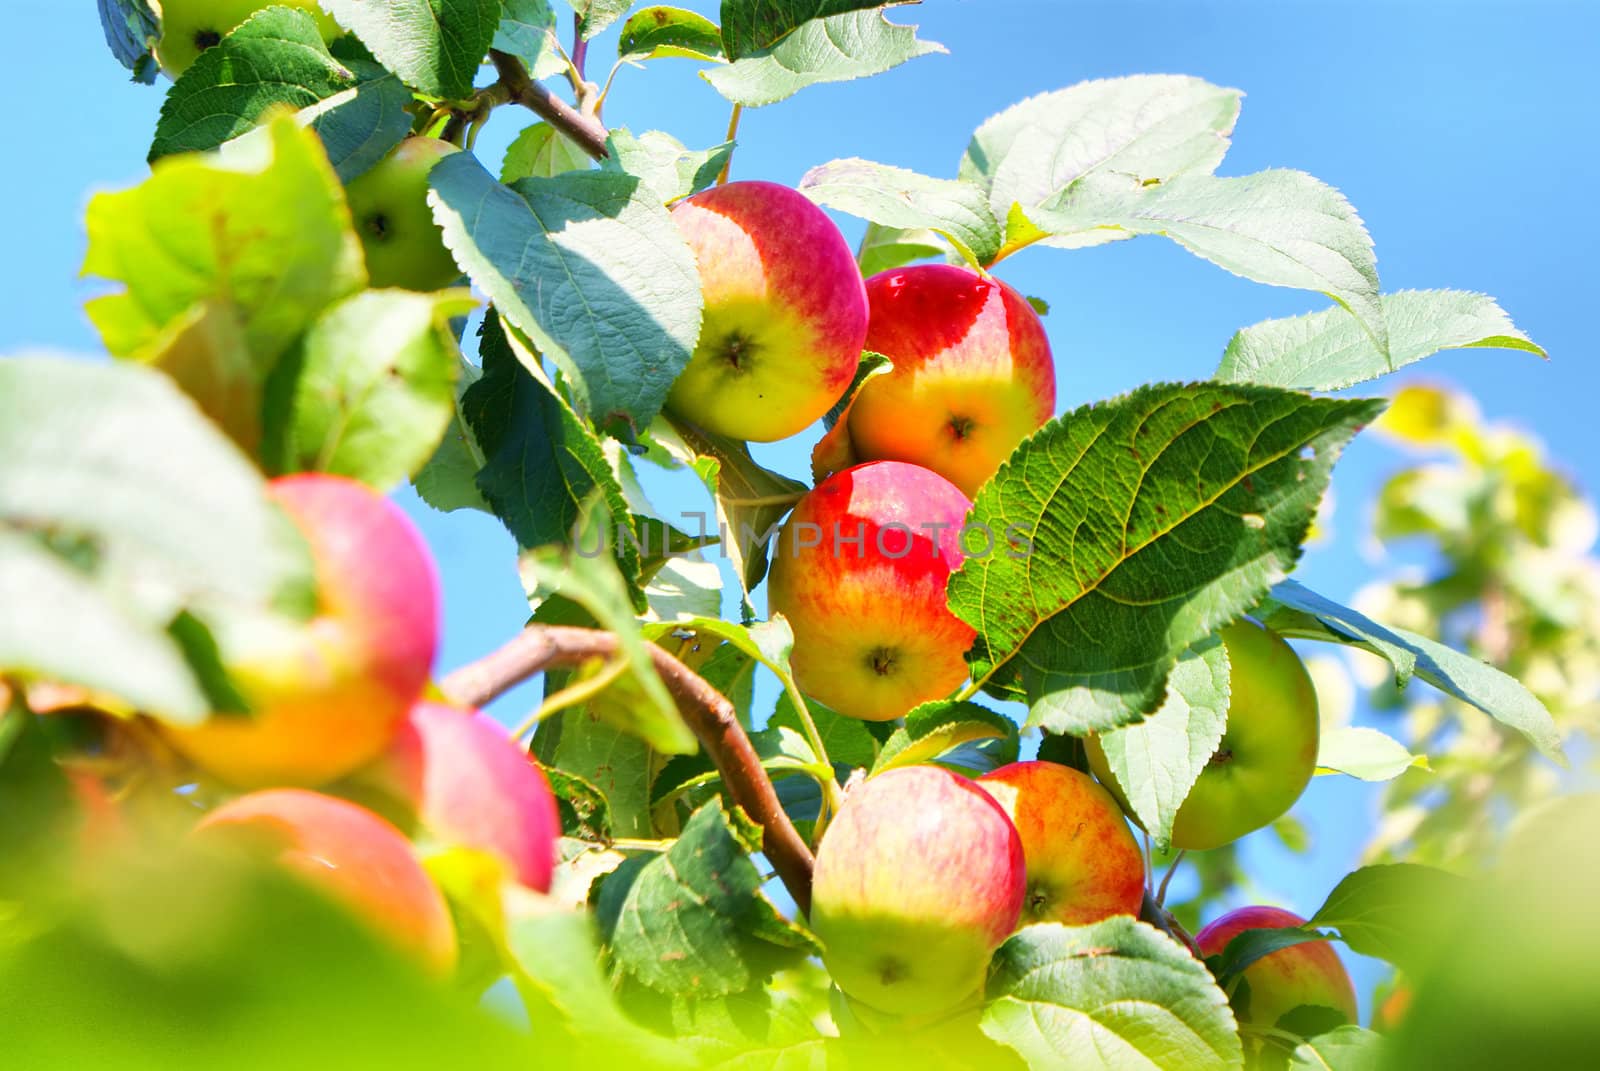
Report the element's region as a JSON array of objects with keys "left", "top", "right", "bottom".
[
  {"left": 441, "top": 624, "right": 816, "bottom": 915},
  {"left": 488, "top": 50, "right": 610, "bottom": 160},
  {"left": 716, "top": 104, "right": 743, "bottom": 185},
  {"left": 1141, "top": 889, "right": 1204, "bottom": 960},
  {"left": 1156, "top": 849, "right": 1187, "bottom": 907}
]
